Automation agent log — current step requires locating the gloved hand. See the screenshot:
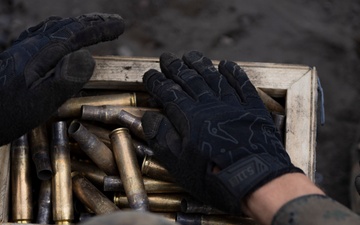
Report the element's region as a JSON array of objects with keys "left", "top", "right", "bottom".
[
  {"left": 141, "top": 51, "right": 303, "bottom": 214},
  {"left": 0, "top": 13, "right": 124, "bottom": 145}
]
